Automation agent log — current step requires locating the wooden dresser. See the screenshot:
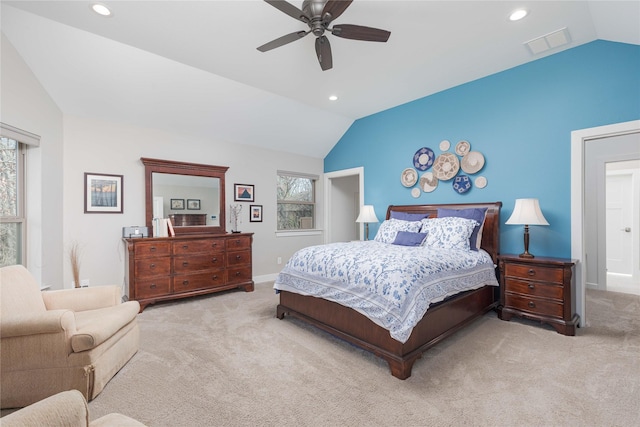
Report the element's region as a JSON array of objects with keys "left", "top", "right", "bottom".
[
  {"left": 498, "top": 254, "right": 579, "bottom": 336},
  {"left": 124, "top": 233, "right": 253, "bottom": 311}
]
